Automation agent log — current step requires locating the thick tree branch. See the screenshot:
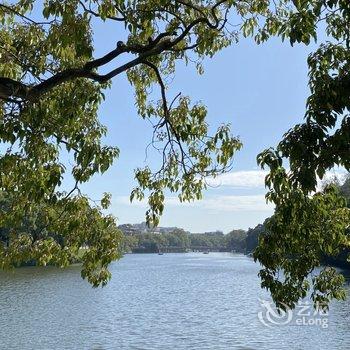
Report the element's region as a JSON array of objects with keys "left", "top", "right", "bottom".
[{"left": 0, "top": 0, "right": 229, "bottom": 101}]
